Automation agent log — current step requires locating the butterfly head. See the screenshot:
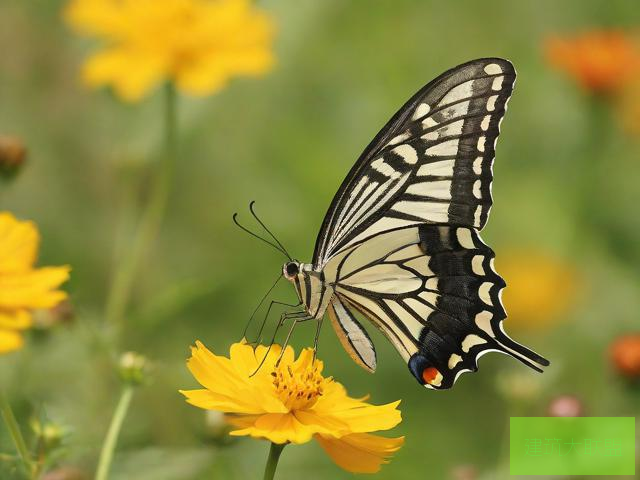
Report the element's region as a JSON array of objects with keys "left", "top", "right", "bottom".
[{"left": 282, "top": 261, "right": 301, "bottom": 281}]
